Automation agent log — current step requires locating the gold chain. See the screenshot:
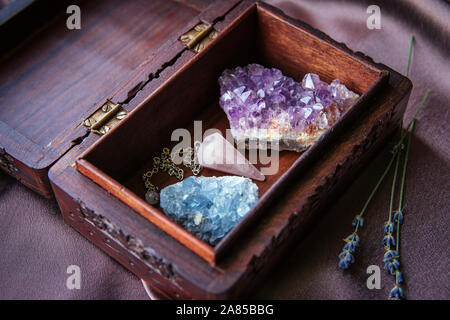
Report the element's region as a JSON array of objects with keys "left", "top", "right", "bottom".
[
  {"left": 142, "top": 142, "right": 202, "bottom": 192},
  {"left": 182, "top": 141, "right": 202, "bottom": 176}
]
